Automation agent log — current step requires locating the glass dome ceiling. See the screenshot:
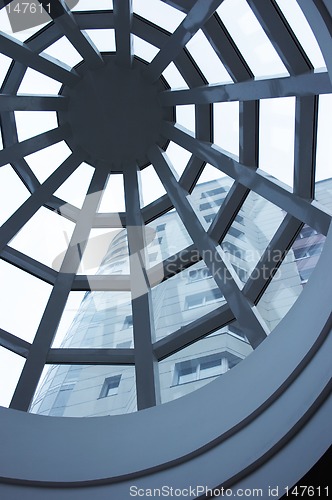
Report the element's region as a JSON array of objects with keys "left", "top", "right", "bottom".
[{"left": 0, "top": 0, "right": 331, "bottom": 415}]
